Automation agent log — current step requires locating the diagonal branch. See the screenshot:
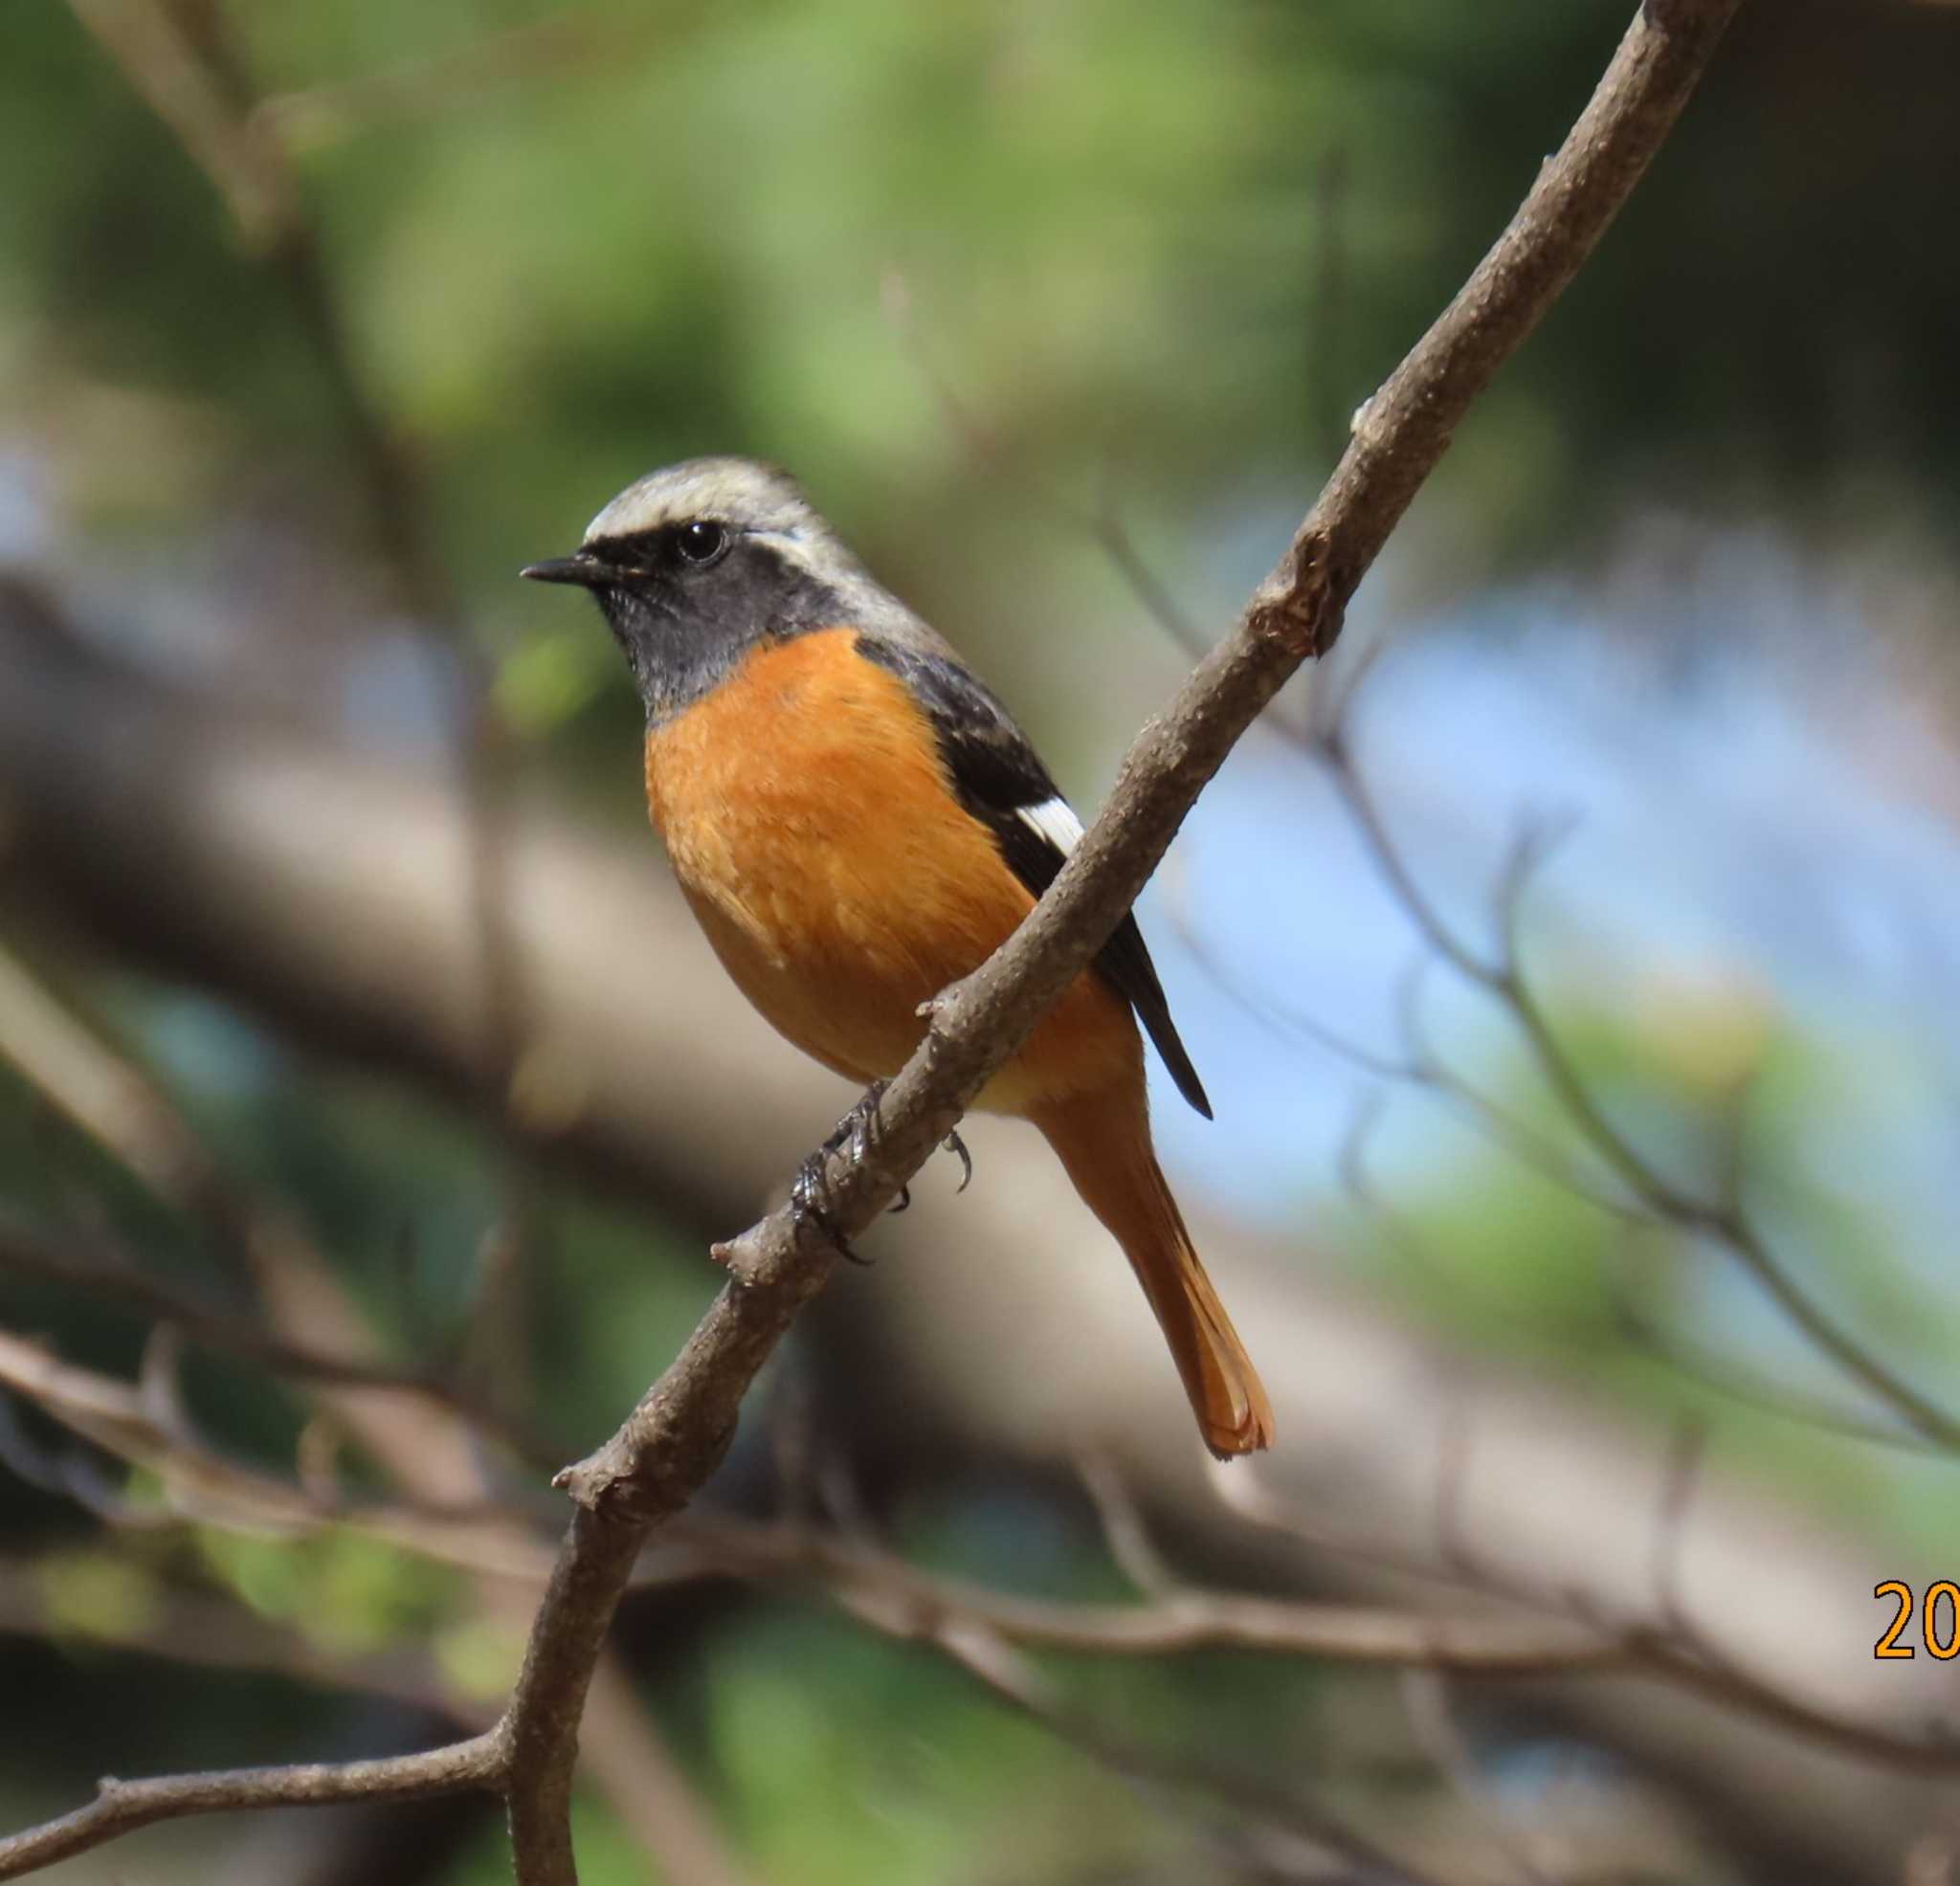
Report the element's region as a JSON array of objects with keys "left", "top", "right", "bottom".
[
  {"left": 0, "top": 2, "right": 1745, "bottom": 1879},
  {"left": 0, "top": 1735, "right": 508, "bottom": 1881},
  {"left": 496, "top": 5, "right": 1744, "bottom": 1878}
]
